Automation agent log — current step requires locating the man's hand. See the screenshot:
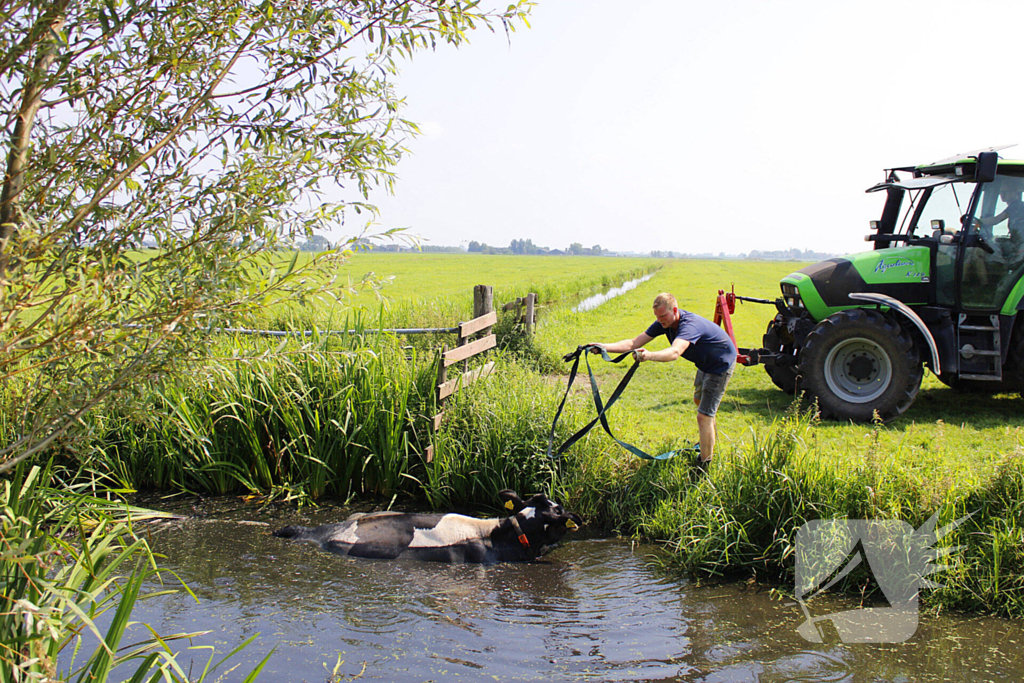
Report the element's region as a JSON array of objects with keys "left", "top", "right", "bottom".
[
  {"left": 588, "top": 343, "right": 604, "bottom": 354},
  {"left": 632, "top": 348, "right": 647, "bottom": 362}
]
